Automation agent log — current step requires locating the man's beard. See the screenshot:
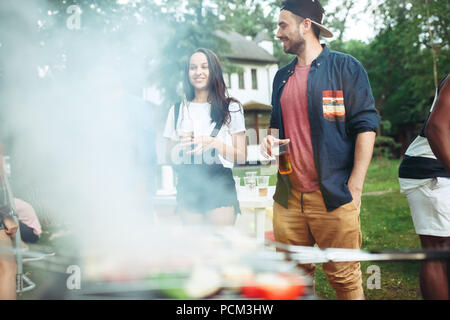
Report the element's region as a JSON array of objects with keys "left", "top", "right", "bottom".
[{"left": 284, "top": 36, "right": 306, "bottom": 55}]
